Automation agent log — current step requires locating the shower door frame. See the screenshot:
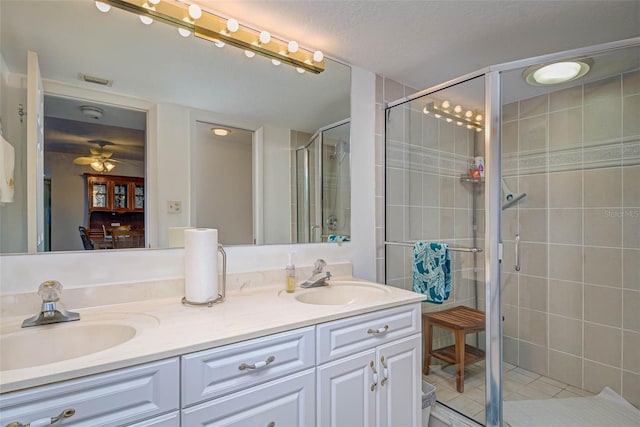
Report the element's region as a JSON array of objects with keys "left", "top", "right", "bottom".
[{"left": 386, "top": 36, "right": 640, "bottom": 427}]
